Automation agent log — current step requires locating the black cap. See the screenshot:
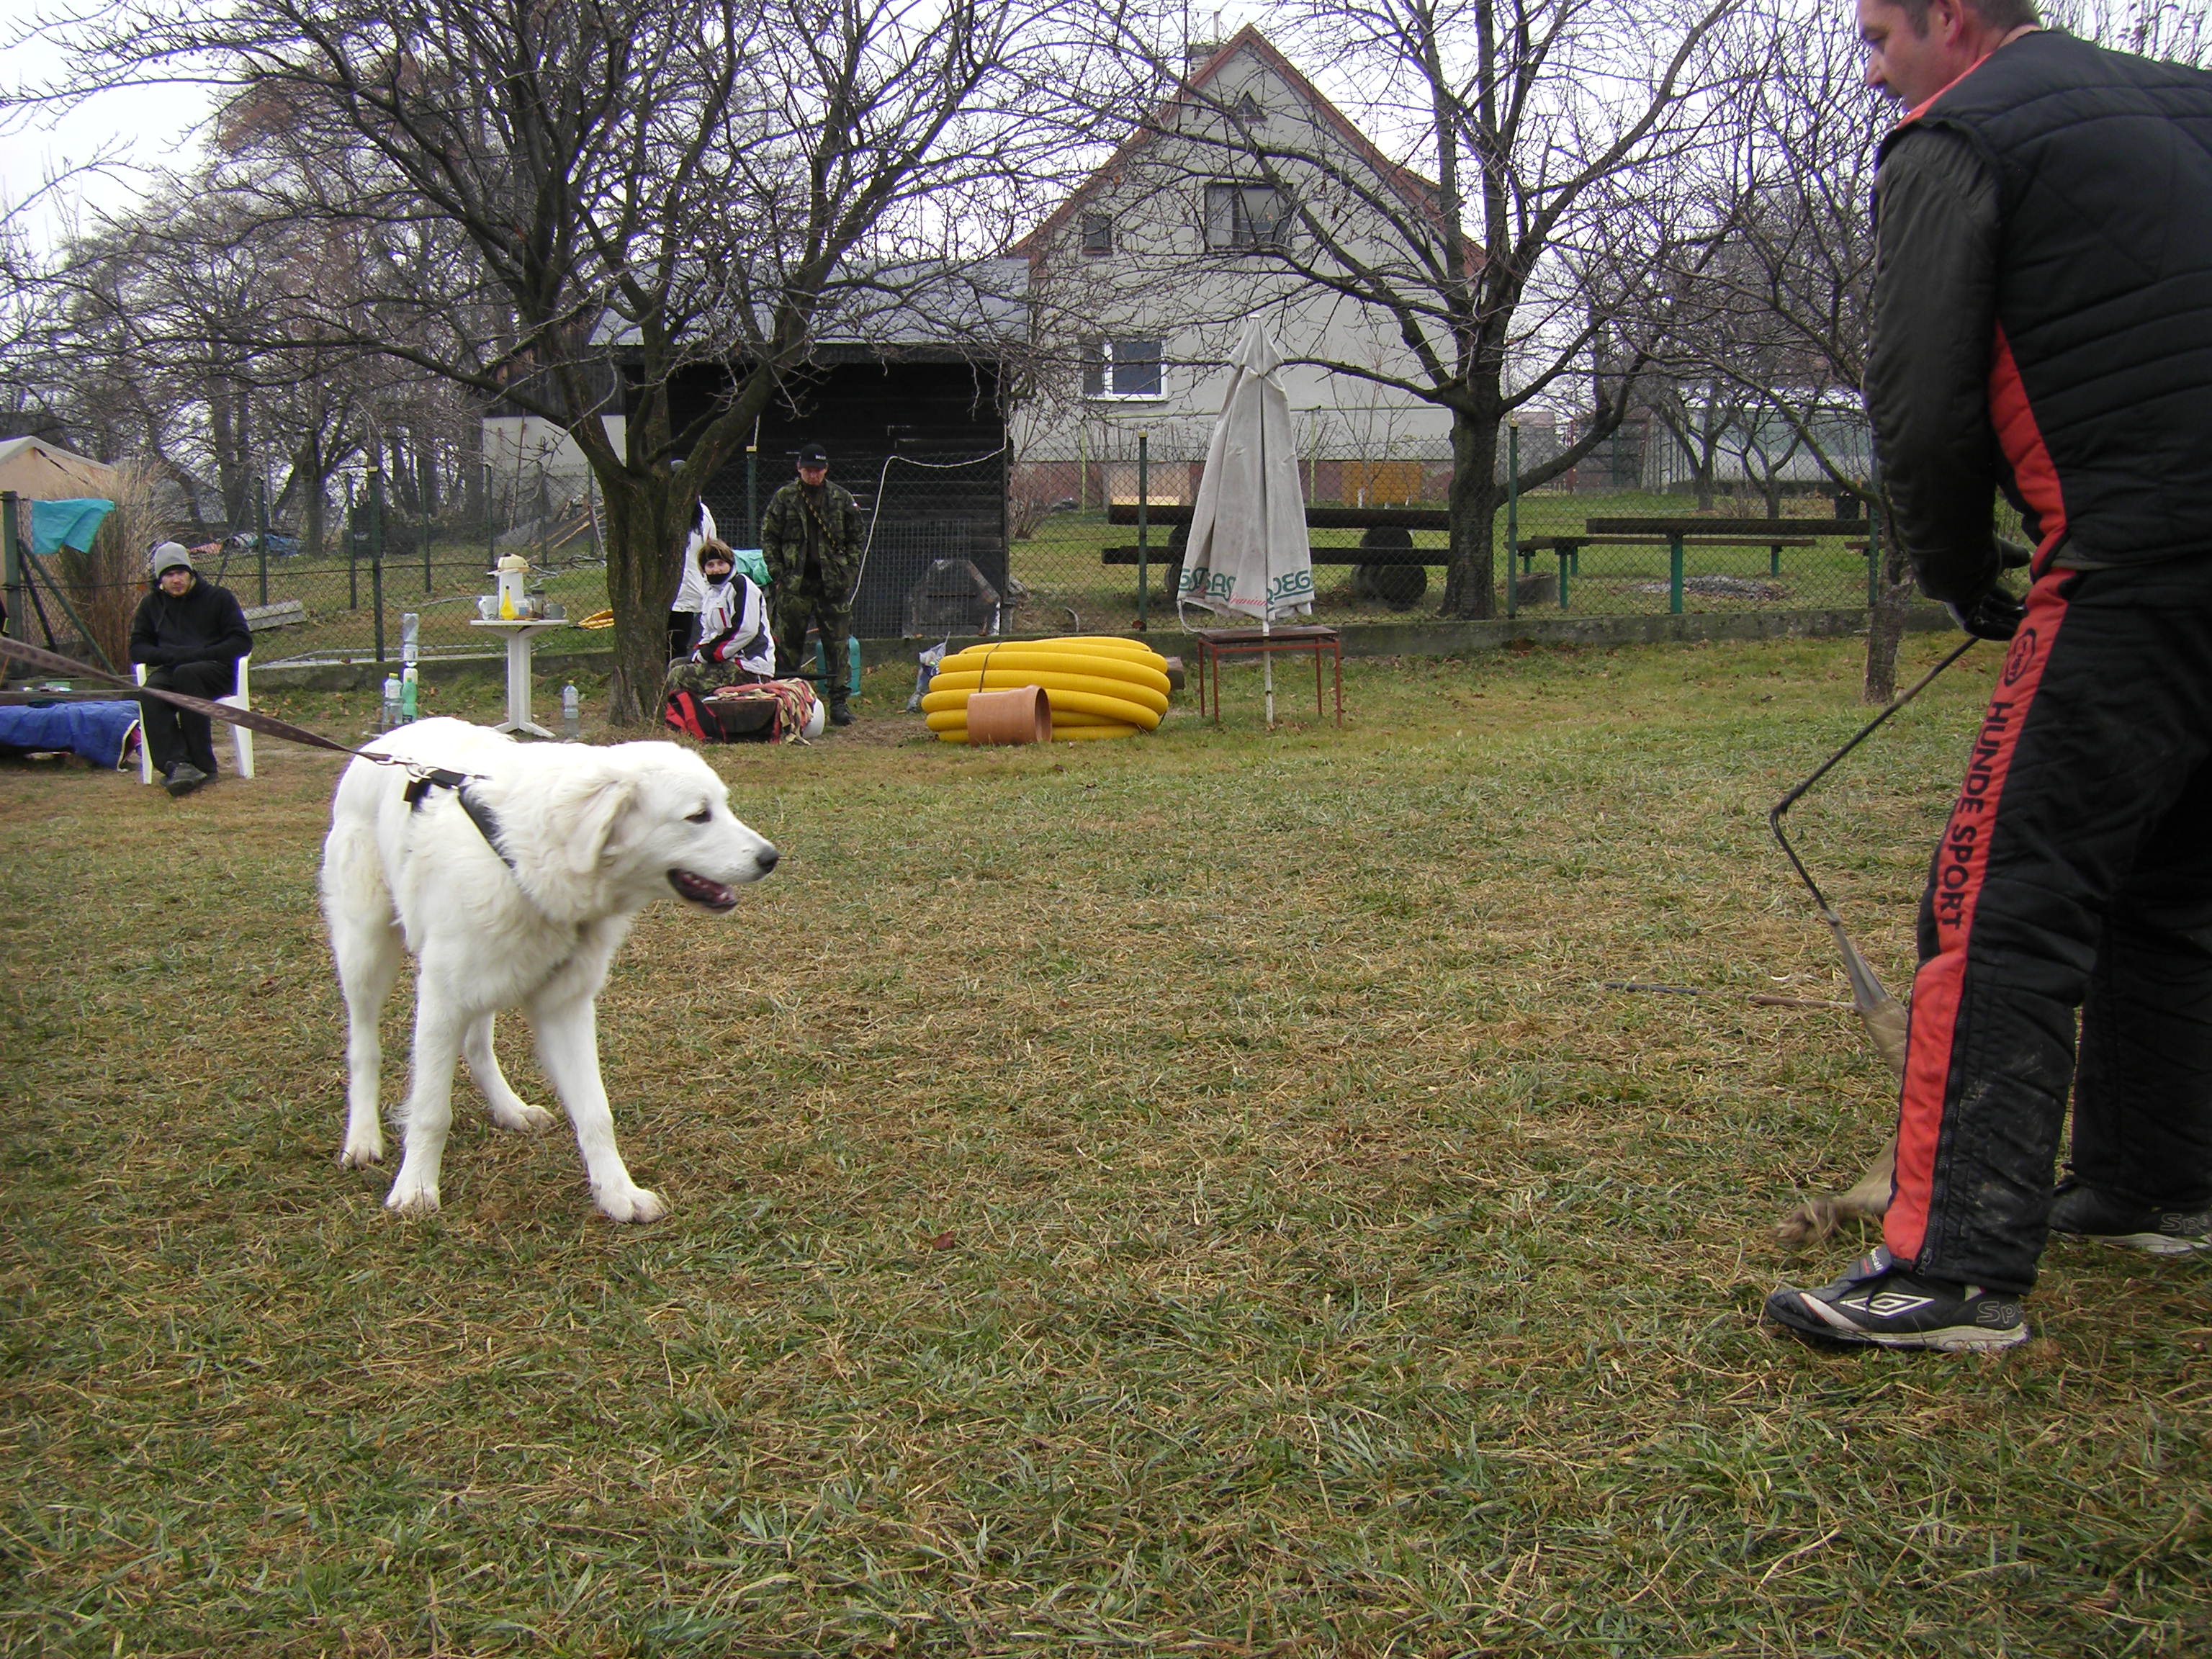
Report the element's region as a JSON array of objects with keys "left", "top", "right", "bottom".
[{"left": 796, "top": 443, "right": 829, "bottom": 468}]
